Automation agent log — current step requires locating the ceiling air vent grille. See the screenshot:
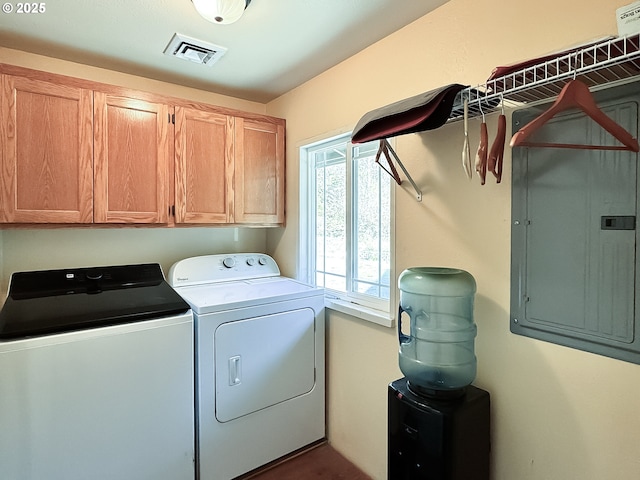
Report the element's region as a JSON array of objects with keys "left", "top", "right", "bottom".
[{"left": 163, "top": 33, "right": 227, "bottom": 67}]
